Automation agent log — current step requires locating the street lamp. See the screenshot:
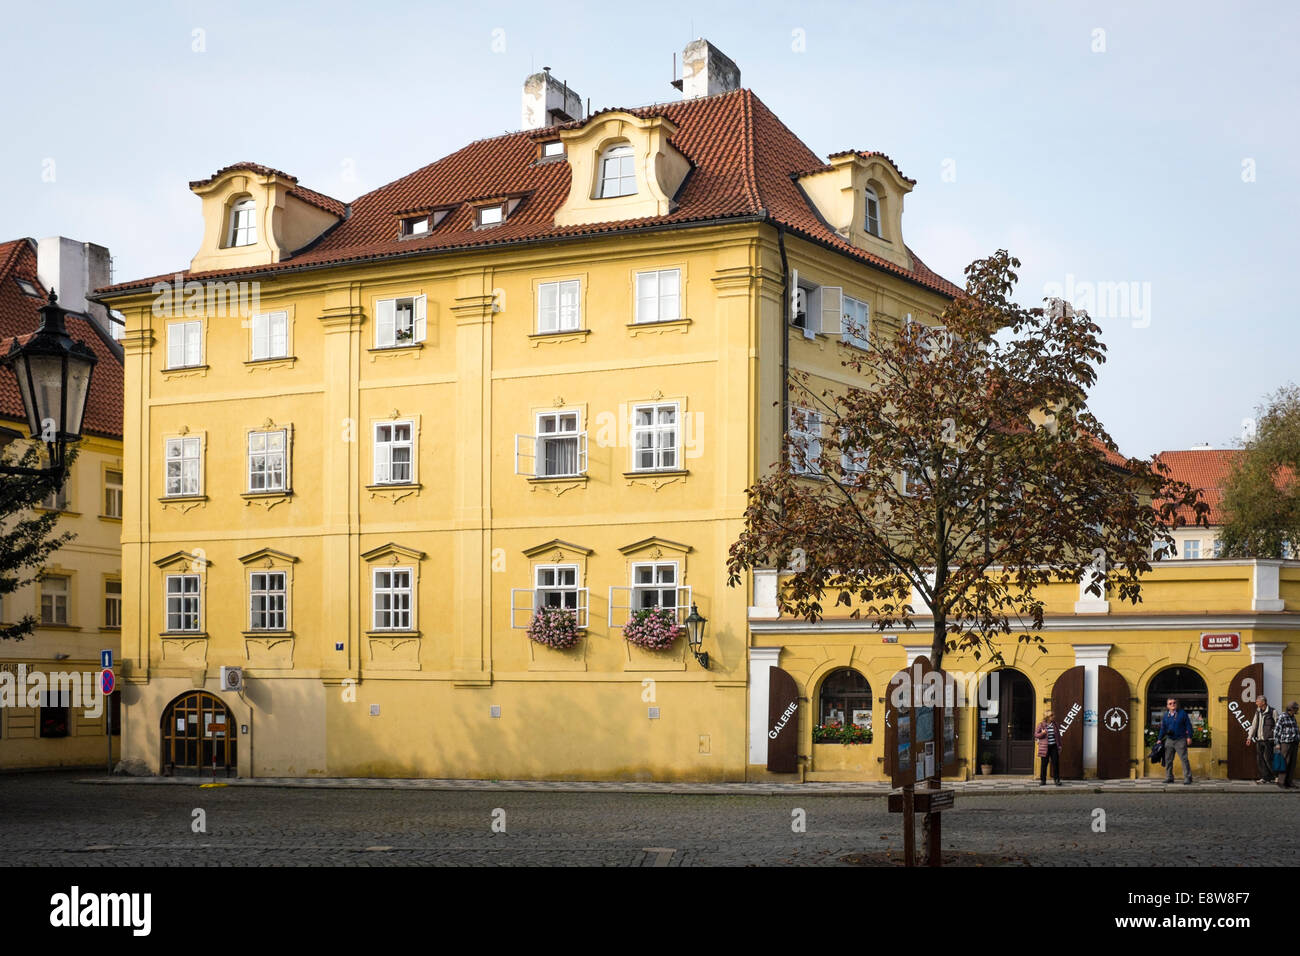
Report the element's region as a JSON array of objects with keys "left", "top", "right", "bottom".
[
  {"left": 683, "top": 604, "right": 709, "bottom": 669},
  {"left": 0, "top": 289, "right": 98, "bottom": 478}
]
